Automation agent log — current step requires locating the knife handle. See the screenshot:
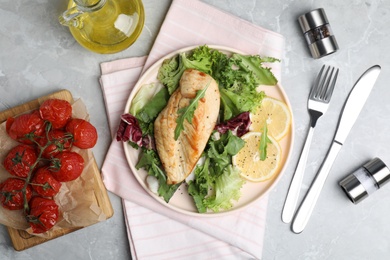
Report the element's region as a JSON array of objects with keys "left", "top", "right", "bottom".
[
  {"left": 282, "top": 126, "right": 315, "bottom": 223},
  {"left": 292, "top": 141, "right": 342, "bottom": 233}
]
